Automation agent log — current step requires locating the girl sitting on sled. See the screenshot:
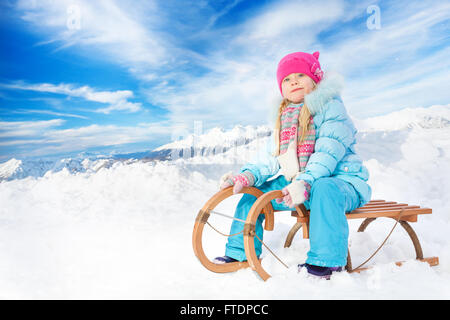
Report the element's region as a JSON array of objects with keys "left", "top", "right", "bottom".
[{"left": 216, "top": 51, "right": 372, "bottom": 279}]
